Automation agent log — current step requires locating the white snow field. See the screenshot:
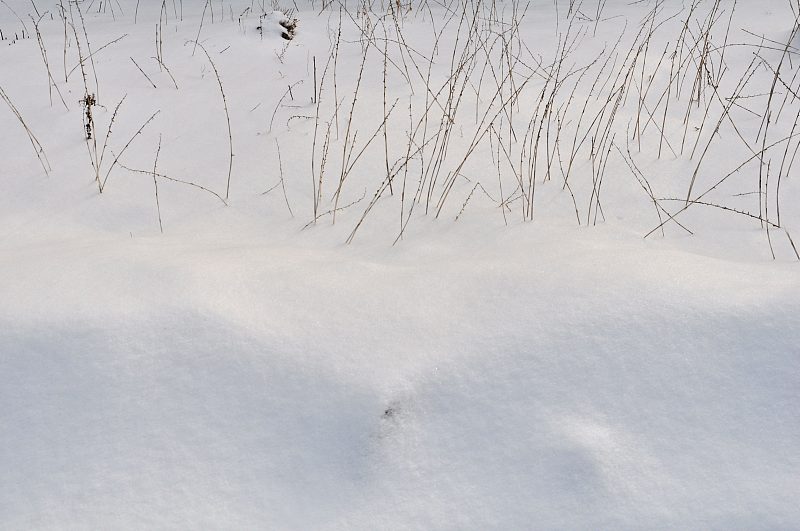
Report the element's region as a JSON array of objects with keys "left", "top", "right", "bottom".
[{"left": 1, "top": 0, "right": 799, "bottom": 528}]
